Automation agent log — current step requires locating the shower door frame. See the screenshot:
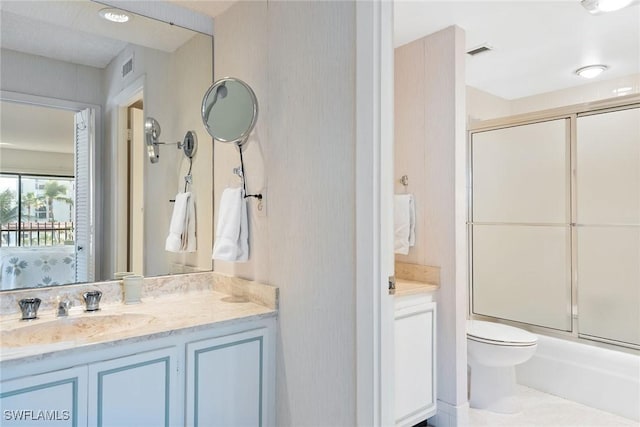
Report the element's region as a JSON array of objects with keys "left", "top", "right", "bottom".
[{"left": 467, "top": 93, "right": 640, "bottom": 352}]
